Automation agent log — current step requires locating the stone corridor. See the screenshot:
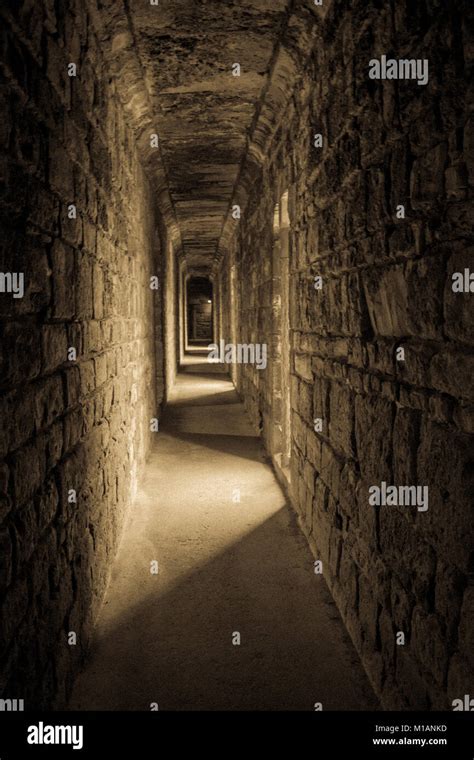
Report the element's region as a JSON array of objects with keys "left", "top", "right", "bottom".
[
  {"left": 0, "top": 0, "right": 472, "bottom": 712},
  {"left": 70, "top": 355, "right": 378, "bottom": 710}
]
